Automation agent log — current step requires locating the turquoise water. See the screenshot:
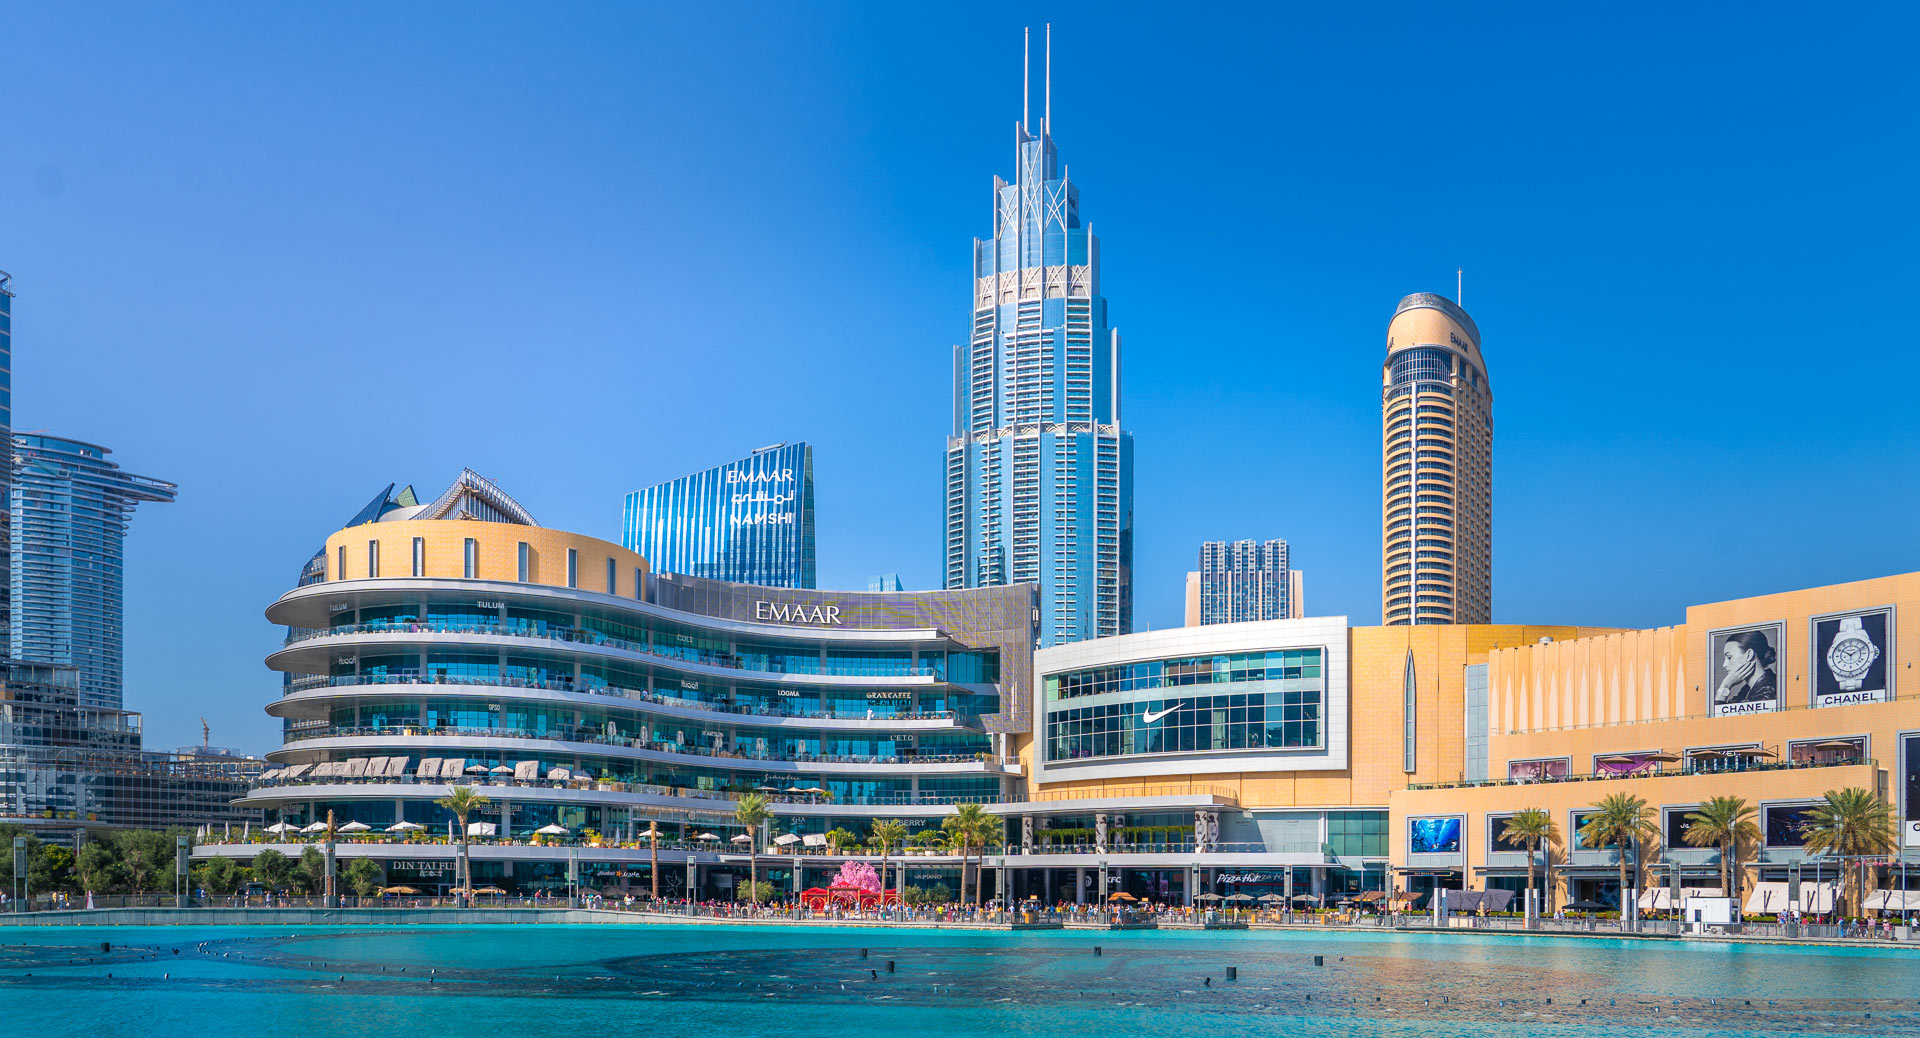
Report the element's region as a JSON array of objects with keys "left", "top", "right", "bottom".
[{"left": 3, "top": 923, "right": 1918, "bottom": 1036}]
